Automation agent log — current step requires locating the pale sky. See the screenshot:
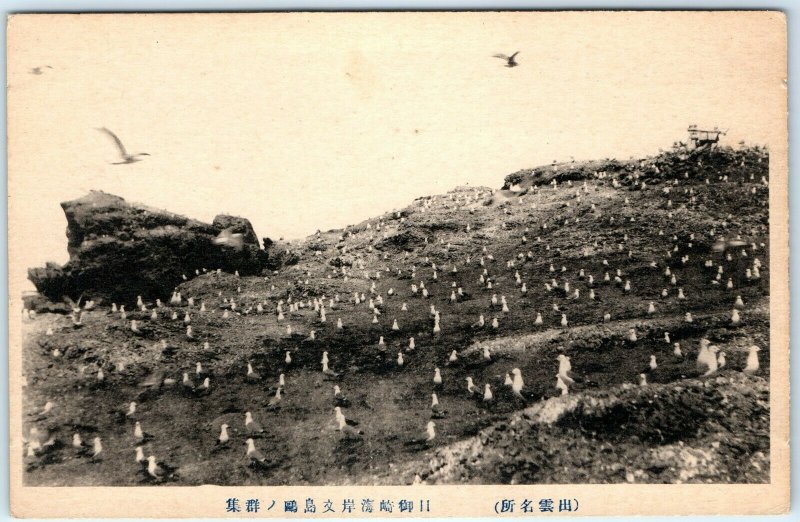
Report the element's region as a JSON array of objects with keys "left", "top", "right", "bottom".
[{"left": 7, "top": 12, "right": 786, "bottom": 290}]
